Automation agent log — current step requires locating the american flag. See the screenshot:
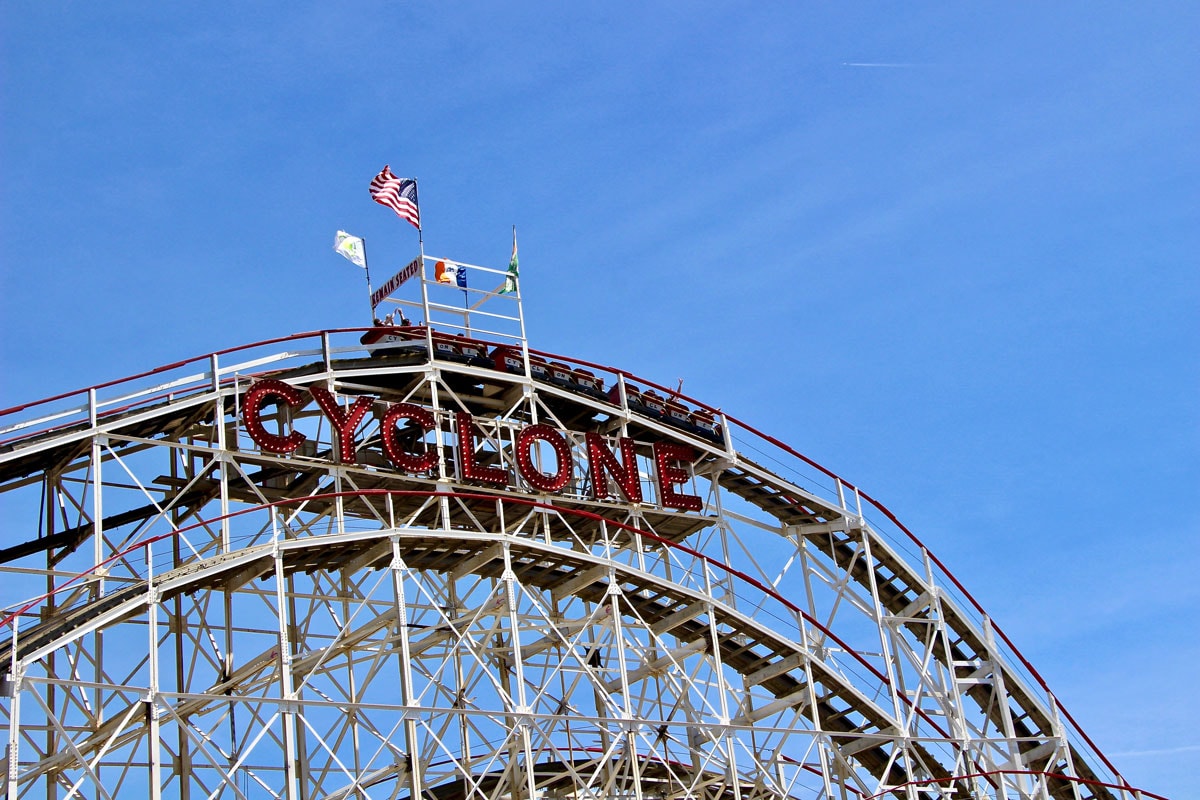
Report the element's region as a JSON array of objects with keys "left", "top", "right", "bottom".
[{"left": 369, "top": 165, "right": 420, "bottom": 230}]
